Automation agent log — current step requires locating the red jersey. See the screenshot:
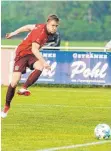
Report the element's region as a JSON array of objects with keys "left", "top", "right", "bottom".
[{"left": 15, "top": 24, "right": 49, "bottom": 61}]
